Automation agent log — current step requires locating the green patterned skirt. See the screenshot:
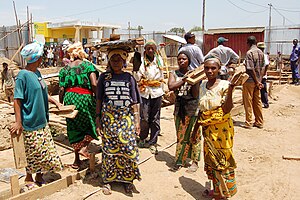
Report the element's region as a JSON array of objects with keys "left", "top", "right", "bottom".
[{"left": 64, "top": 91, "right": 98, "bottom": 146}]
